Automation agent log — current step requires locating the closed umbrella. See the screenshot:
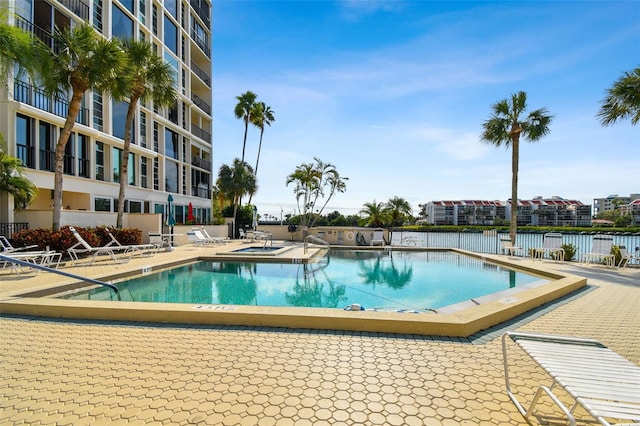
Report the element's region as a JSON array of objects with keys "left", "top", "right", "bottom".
[
  {"left": 167, "top": 194, "right": 176, "bottom": 249},
  {"left": 187, "top": 202, "right": 194, "bottom": 222}
]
